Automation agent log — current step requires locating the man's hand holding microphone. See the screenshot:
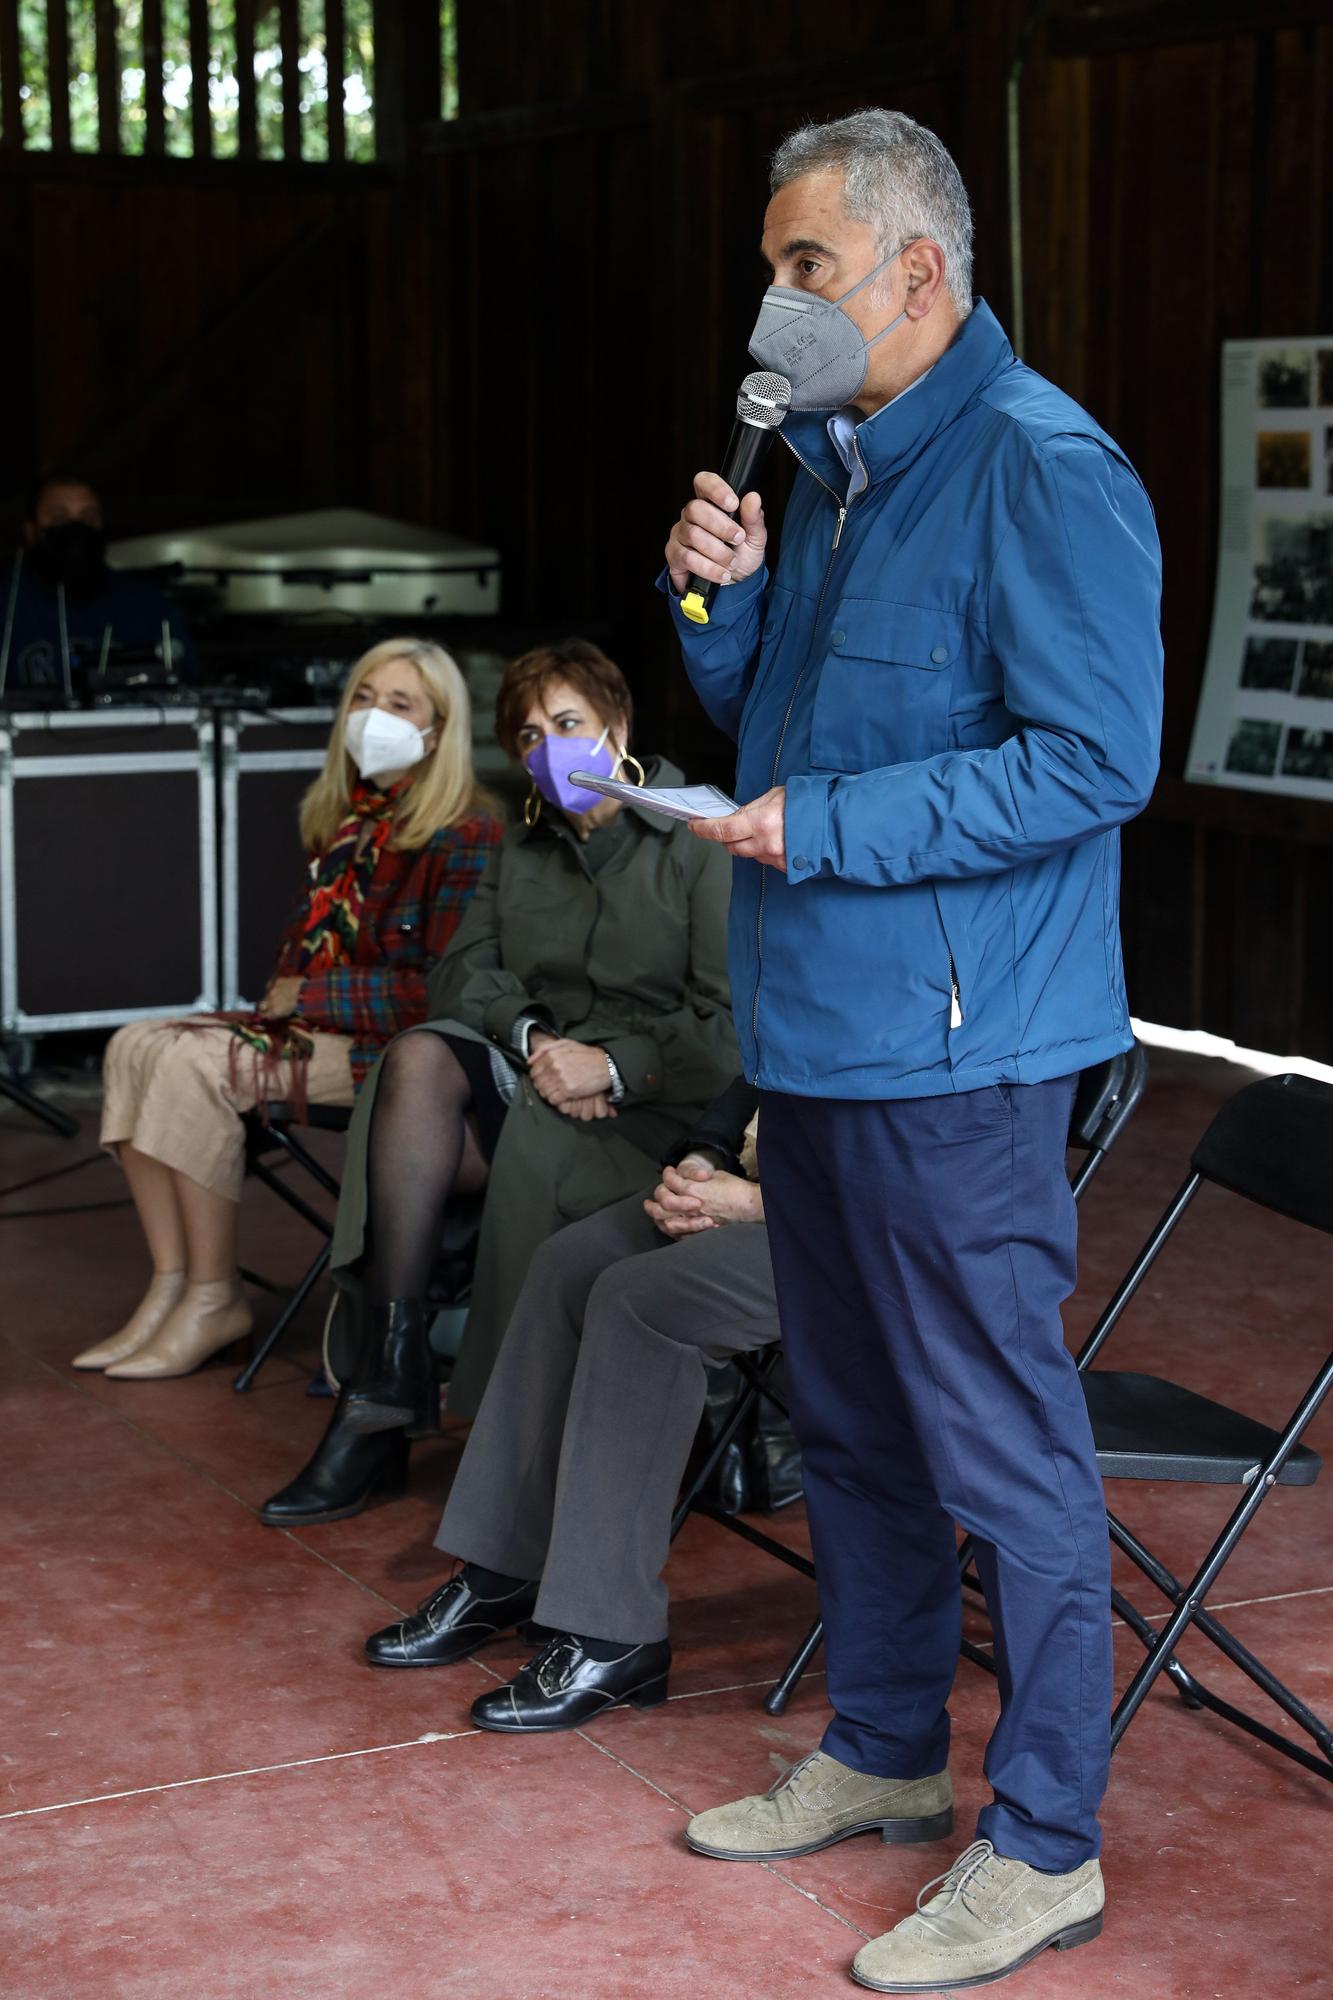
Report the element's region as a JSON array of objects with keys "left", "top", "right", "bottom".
[{"left": 664, "top": 470, "right": 788, "bottom": 873}]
